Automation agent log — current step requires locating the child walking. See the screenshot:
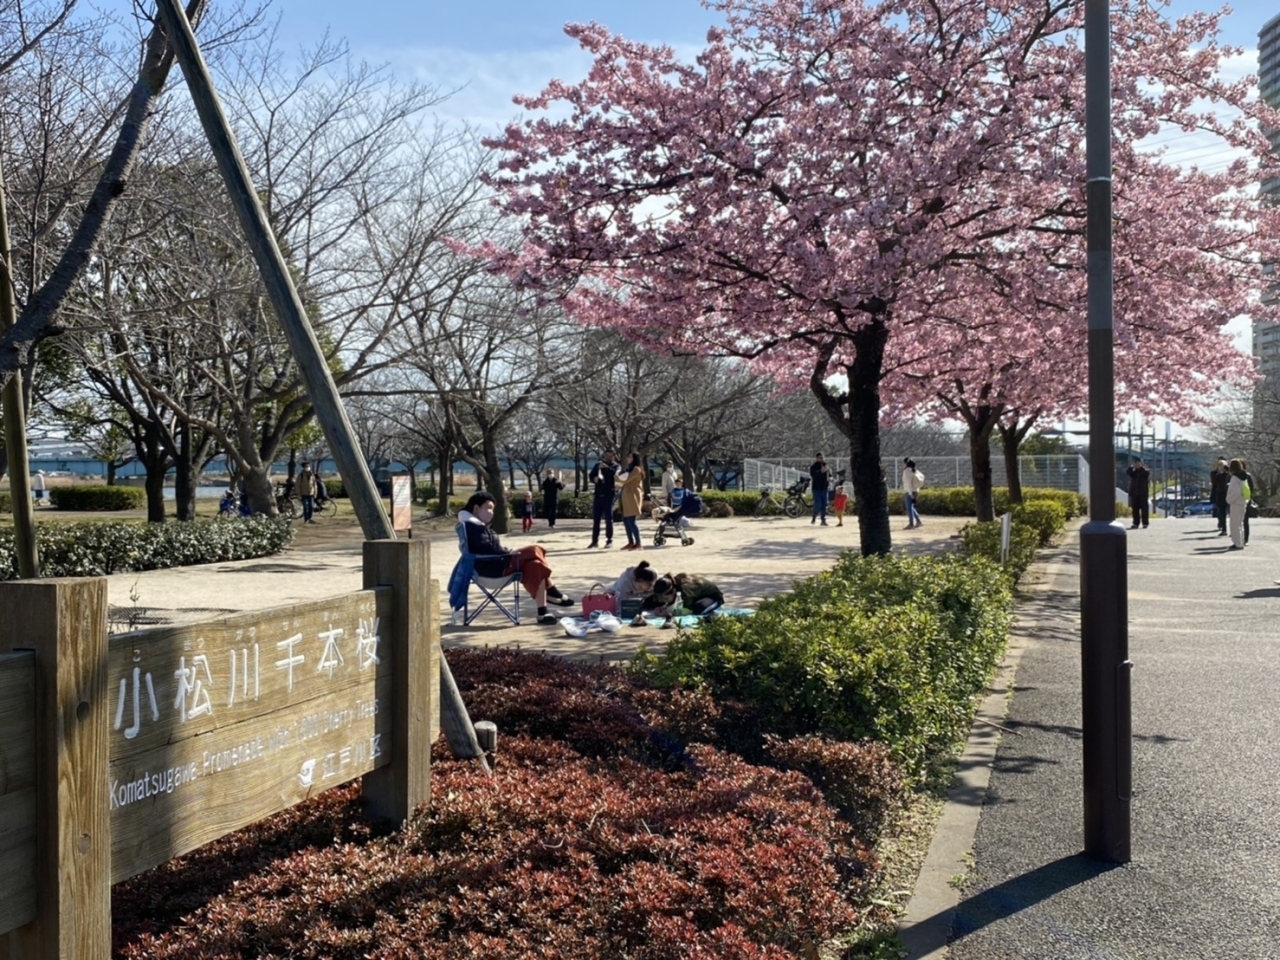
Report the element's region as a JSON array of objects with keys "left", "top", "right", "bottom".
[
  {"left": 521, "top": 490, "right": 536, "bottom": 533},
  {"left": 832, "top": 480, "right": 848, "bottom": 527}
]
